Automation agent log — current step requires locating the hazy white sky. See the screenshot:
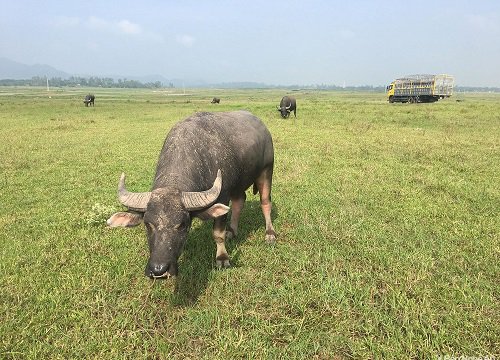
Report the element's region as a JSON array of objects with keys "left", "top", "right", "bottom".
[{"left": 1, "top": 0, "right": 499, "bottom": 86}]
